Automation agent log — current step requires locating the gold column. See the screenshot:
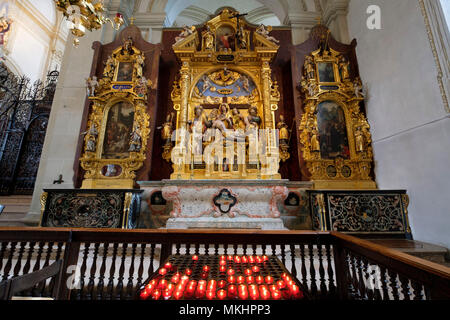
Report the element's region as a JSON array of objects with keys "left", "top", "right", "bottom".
[
  {"left": 179, "top": 60, "right": 191, "bottom": 129},
  {"left": 261, "top": 60, "right": 273, "bottom": 129}
]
